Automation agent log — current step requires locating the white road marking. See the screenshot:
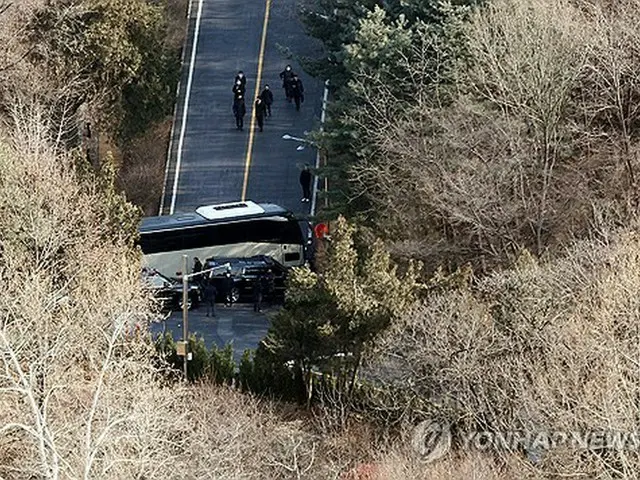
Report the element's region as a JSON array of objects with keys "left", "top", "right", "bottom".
[
  {"left": 159, "top": 2, "right": 194, "bottom": 215},
  {"left": 169, "top": 0, "right": 205, "bottom": 215},
  {"left": 310, "top": 79, "right": 330, "bottom": 217}
]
